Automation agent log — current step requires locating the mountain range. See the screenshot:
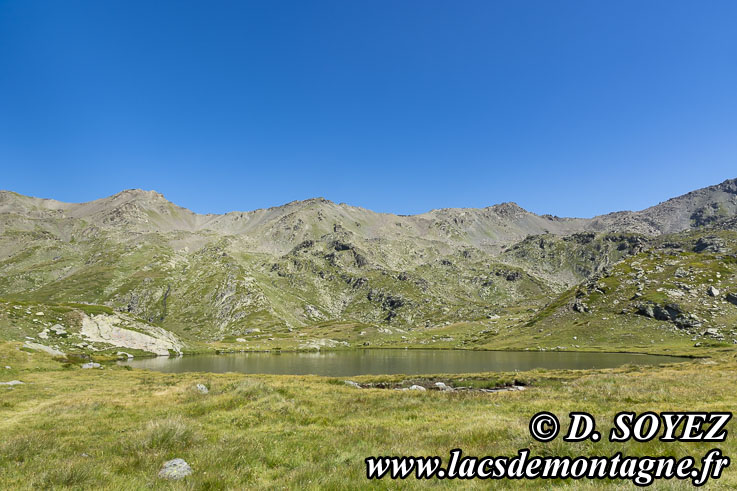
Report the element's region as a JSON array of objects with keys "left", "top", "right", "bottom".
[{"left": 1, "top": 178, "right": 736, "bottom": 355}]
